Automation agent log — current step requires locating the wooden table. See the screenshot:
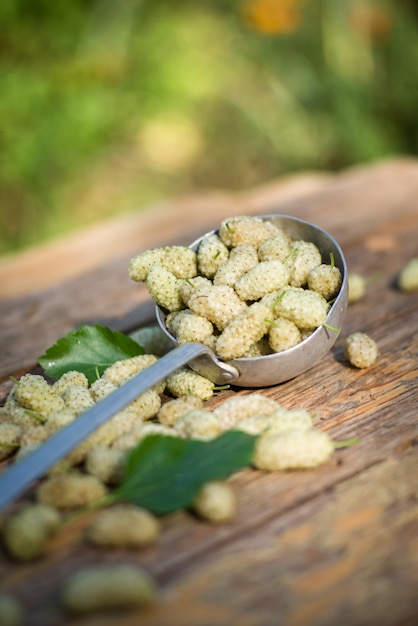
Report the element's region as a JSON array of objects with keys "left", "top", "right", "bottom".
[{"left": 1, "top": 158, "right": 417, "bottom": 626}]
